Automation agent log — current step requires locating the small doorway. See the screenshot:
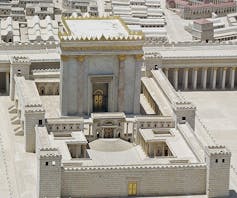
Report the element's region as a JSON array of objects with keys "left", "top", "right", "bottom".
[
  {"left": 128, "top": 181, "right": 137, "bottom": 196},
  {"left": 0, "top": 72, "right": 6, "bottom": 93},
  {"left": 104, "top": 128, "right": 113, "bottom": 138}
]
